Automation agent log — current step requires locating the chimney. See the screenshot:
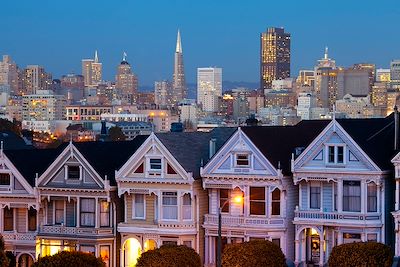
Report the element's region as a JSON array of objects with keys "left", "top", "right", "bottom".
[
  {"left": 395, "top": 106, "right": 399, "bottom": 150},
  {"left": 209, "top": 138, "right": 217, "bottom": 159}
]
